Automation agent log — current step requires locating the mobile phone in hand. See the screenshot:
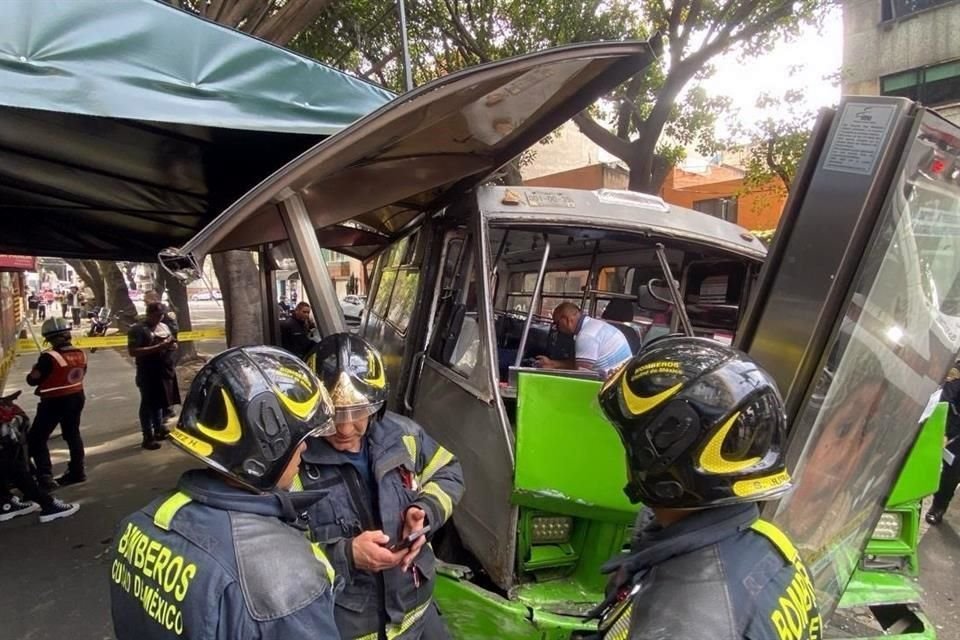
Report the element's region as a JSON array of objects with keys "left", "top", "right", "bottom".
[{"left": 388, "top": 525, "right": 432, "bottom": 552}]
